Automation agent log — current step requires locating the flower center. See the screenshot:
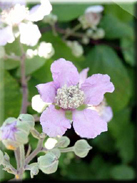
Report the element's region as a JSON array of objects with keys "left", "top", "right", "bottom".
[{"left": 55, "top": 85, "right": 84, "bottom": 109}]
